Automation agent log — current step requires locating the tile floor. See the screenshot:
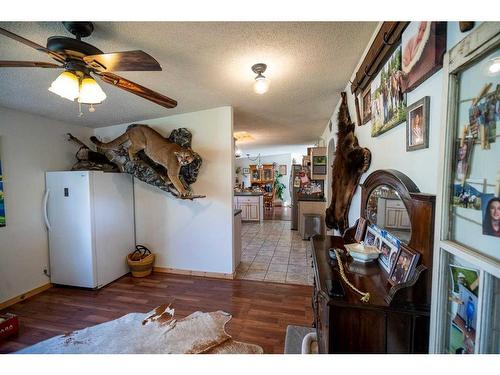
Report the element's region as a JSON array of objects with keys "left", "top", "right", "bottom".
[{"left": 235, "top": 220, "right": 314, "bottom": 286}]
